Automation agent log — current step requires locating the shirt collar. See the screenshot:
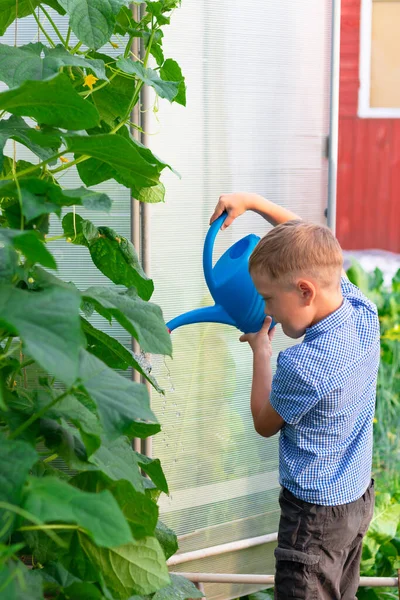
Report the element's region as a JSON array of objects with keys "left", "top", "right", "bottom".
[{"left": 304, "top": 297, "right": 353, "bottom": 342}]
